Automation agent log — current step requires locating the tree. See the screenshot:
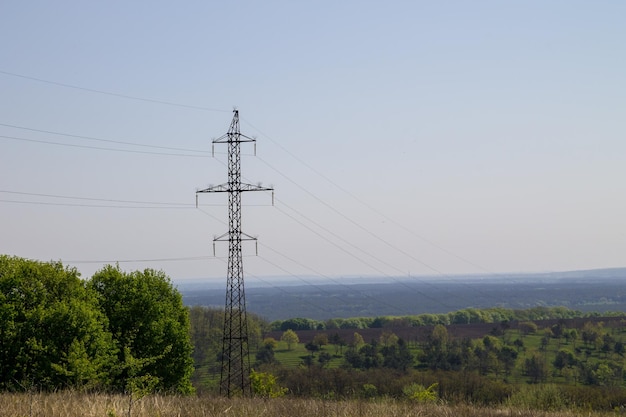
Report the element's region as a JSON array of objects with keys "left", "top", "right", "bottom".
[
  {"left": 263, "top": 337, "right": 278, "bottom": 350},
  {"left": 382, "top": 338, "right": 414, "bottom": 371},
  {"left": 518, "top": 321, "right": 538, "bottom": 337},
  {"left": 553, "top": 349, "right": 576, "bottom": 374},
  {"left": 255, "top": 344, "right": 277, "bottom": 365},
  {"left": 420, "top": 325, "right": 451, "bottom": 371},
  {"left": 524, "top": 352, "right": 548, "bottom": 383},
  {"left": 0, "top": 256, "right": 116, "bottom": 391},
  {"left": 318, "top": 352, "right": 333, "bottom": 368},
  {"left": 280, "top": 329, "right": 299, "bottom": 350},
  {"left": 581, "top": 322, "right": 601, "bottom": 347},
  {"left": 351, "top": 332, "right": 365, "bottom": 349},
  {"left": 329, "top": 332, "right": 346, "bottom": 354},
  {"left": 379, "top": 331, "right": 399, "bottom": 347},
  {"left": 498, "top": 346, "right": 518, "bottom": 377},
  {"left": 313, "top": 333, "right": 329, "bottom": 349},
  {"left": 88, "top": 265, "right": 194, "bottom": 393}
]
